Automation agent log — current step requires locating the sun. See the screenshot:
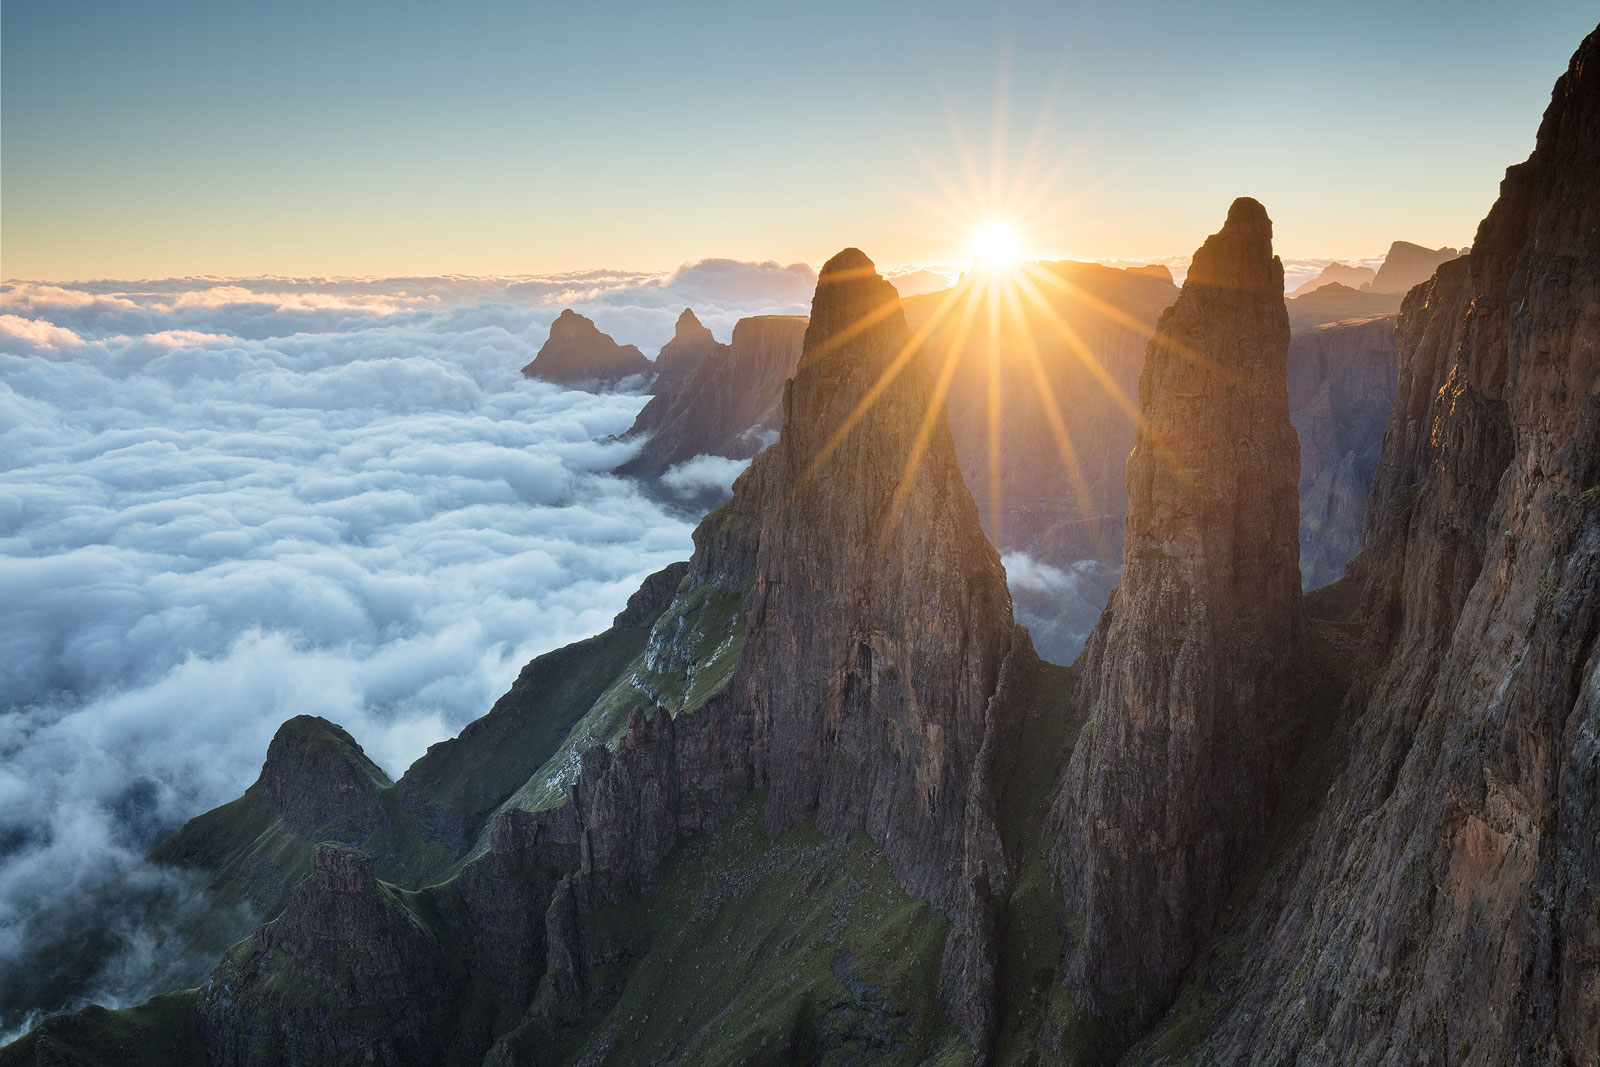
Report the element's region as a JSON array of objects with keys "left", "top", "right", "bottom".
[{"left": 970, "top": 221, "right": 1023, "bottom": 271}]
